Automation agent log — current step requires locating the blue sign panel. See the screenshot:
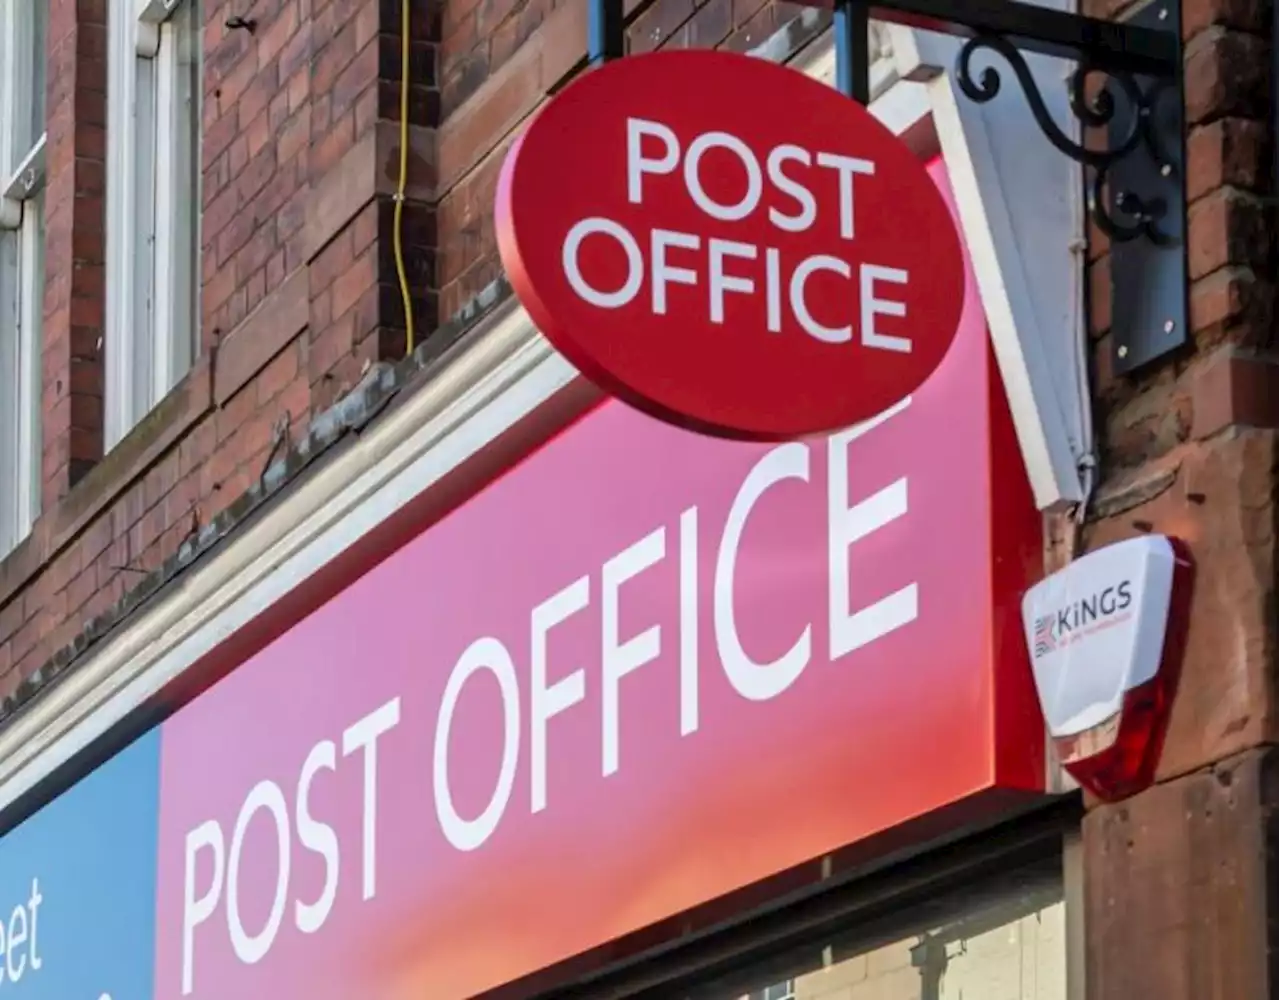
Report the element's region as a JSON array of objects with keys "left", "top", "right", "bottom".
[{"left": 0, "top": 730, "right": 160, "bottom": 999}]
